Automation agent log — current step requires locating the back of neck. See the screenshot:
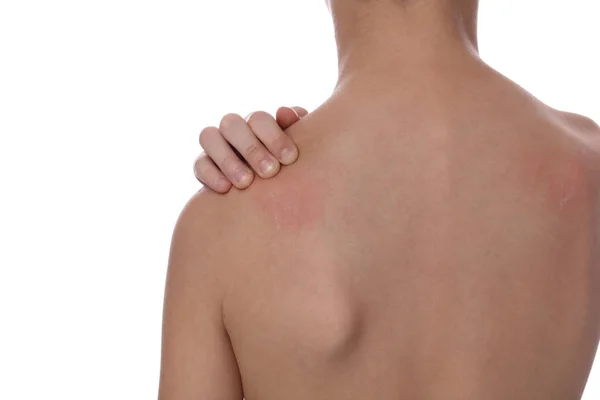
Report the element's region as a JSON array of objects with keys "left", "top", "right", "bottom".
[{"left": 328, "top": 0, "right": 480, "bottom": 89}]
